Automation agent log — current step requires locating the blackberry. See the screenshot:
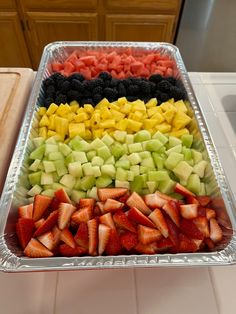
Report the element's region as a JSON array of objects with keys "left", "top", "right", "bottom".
[
  {"left": 88, "top": 78, "right": 104, "bottom": 90},
  {"left": 61, "top": 80, "right": 71, "bottom": 93},
  {"left": 159, "top": 93, "right": 169, "bottom": 103},
  {"left": 166, "top": 76, "right": 177, "bottom": 86},
  {"left": 55, "top": 94, "right": 67, "bottom": 104},
  {"left": 122, "top": 79, "right": 132, "bottom": 88},
  {"left": 103, "top": 88, "right": 118, "bottom": 100},
  {"left": 127, "top": 84, "right": 139, "bottom": 96},
  {"left": 170, "top": 86, "right": 187, "bottom": 100},
  {"left": 103, "top": 80, "right": 111, "bottom": 88},
  {"left": 109, "top": 78, "right": 119, "bottom": 88},
  {"left": 93, "top": 94, "right": 103, "bottom": 104},
  {"left": 50, "top": 72, "right": 65, "bottom": 82},
  {"left": 128, "top": 77, "right": 141, "bottom": 86},
  {"left": 139, "top": 81, "right": 151, "bottom": 95},
  {"left": 46, "top": 85, "right": 56, "bottom": 96},
  {"left": 83, "top": 89, "right": 92, "bottom": 98},
  {"left": 67, "top": 90, "right": 82, "bottom": 102},
  {"left": 156, "top": 80, "right": 172, "bottom": 93},
  {"left": 68, "top": 73, "right": 85, "bottom": 82},
  {"left": 149, "top": 82, "right": 156, "bottom": 93},
  {"left": 153, "top": 90, "right": 163, "bottom": 101},
  {"left": 71, "top": 79, "right": 84, "bottom": 92},
  {"left": 93, "top": 86, "right": 103, "bottom": 95},
  {"left": 43, "top": 77, "right": 54, "bottom": 87},
  {"left": 45, "top": 97, "right": 54, "bottom": 107},
  {"left": 126, "top": 96, "right": 138, "bottom": 102},
  {"left": 117, "top": 82, "right": 126, "bottom": 97},
  {"left": 98, "top": 72, "right": 112, "bottom": 81},
  {"left": 149, "top": 74, "right": 163, "bottom": 84},
  {"left": 81, "top": 98, "right": 94, "bottom": 106}
]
